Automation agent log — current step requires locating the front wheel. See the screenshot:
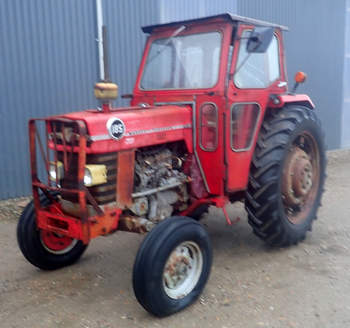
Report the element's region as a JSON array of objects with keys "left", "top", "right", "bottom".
[
  {"left": 133, "top": 216, "right": 212, "bottom": 317},
  {"left": 245, "top": 106, "right": 326, "bottom": 246},
  {"left": 17, "top": 194, "right": 88, "bottom": 270}
]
